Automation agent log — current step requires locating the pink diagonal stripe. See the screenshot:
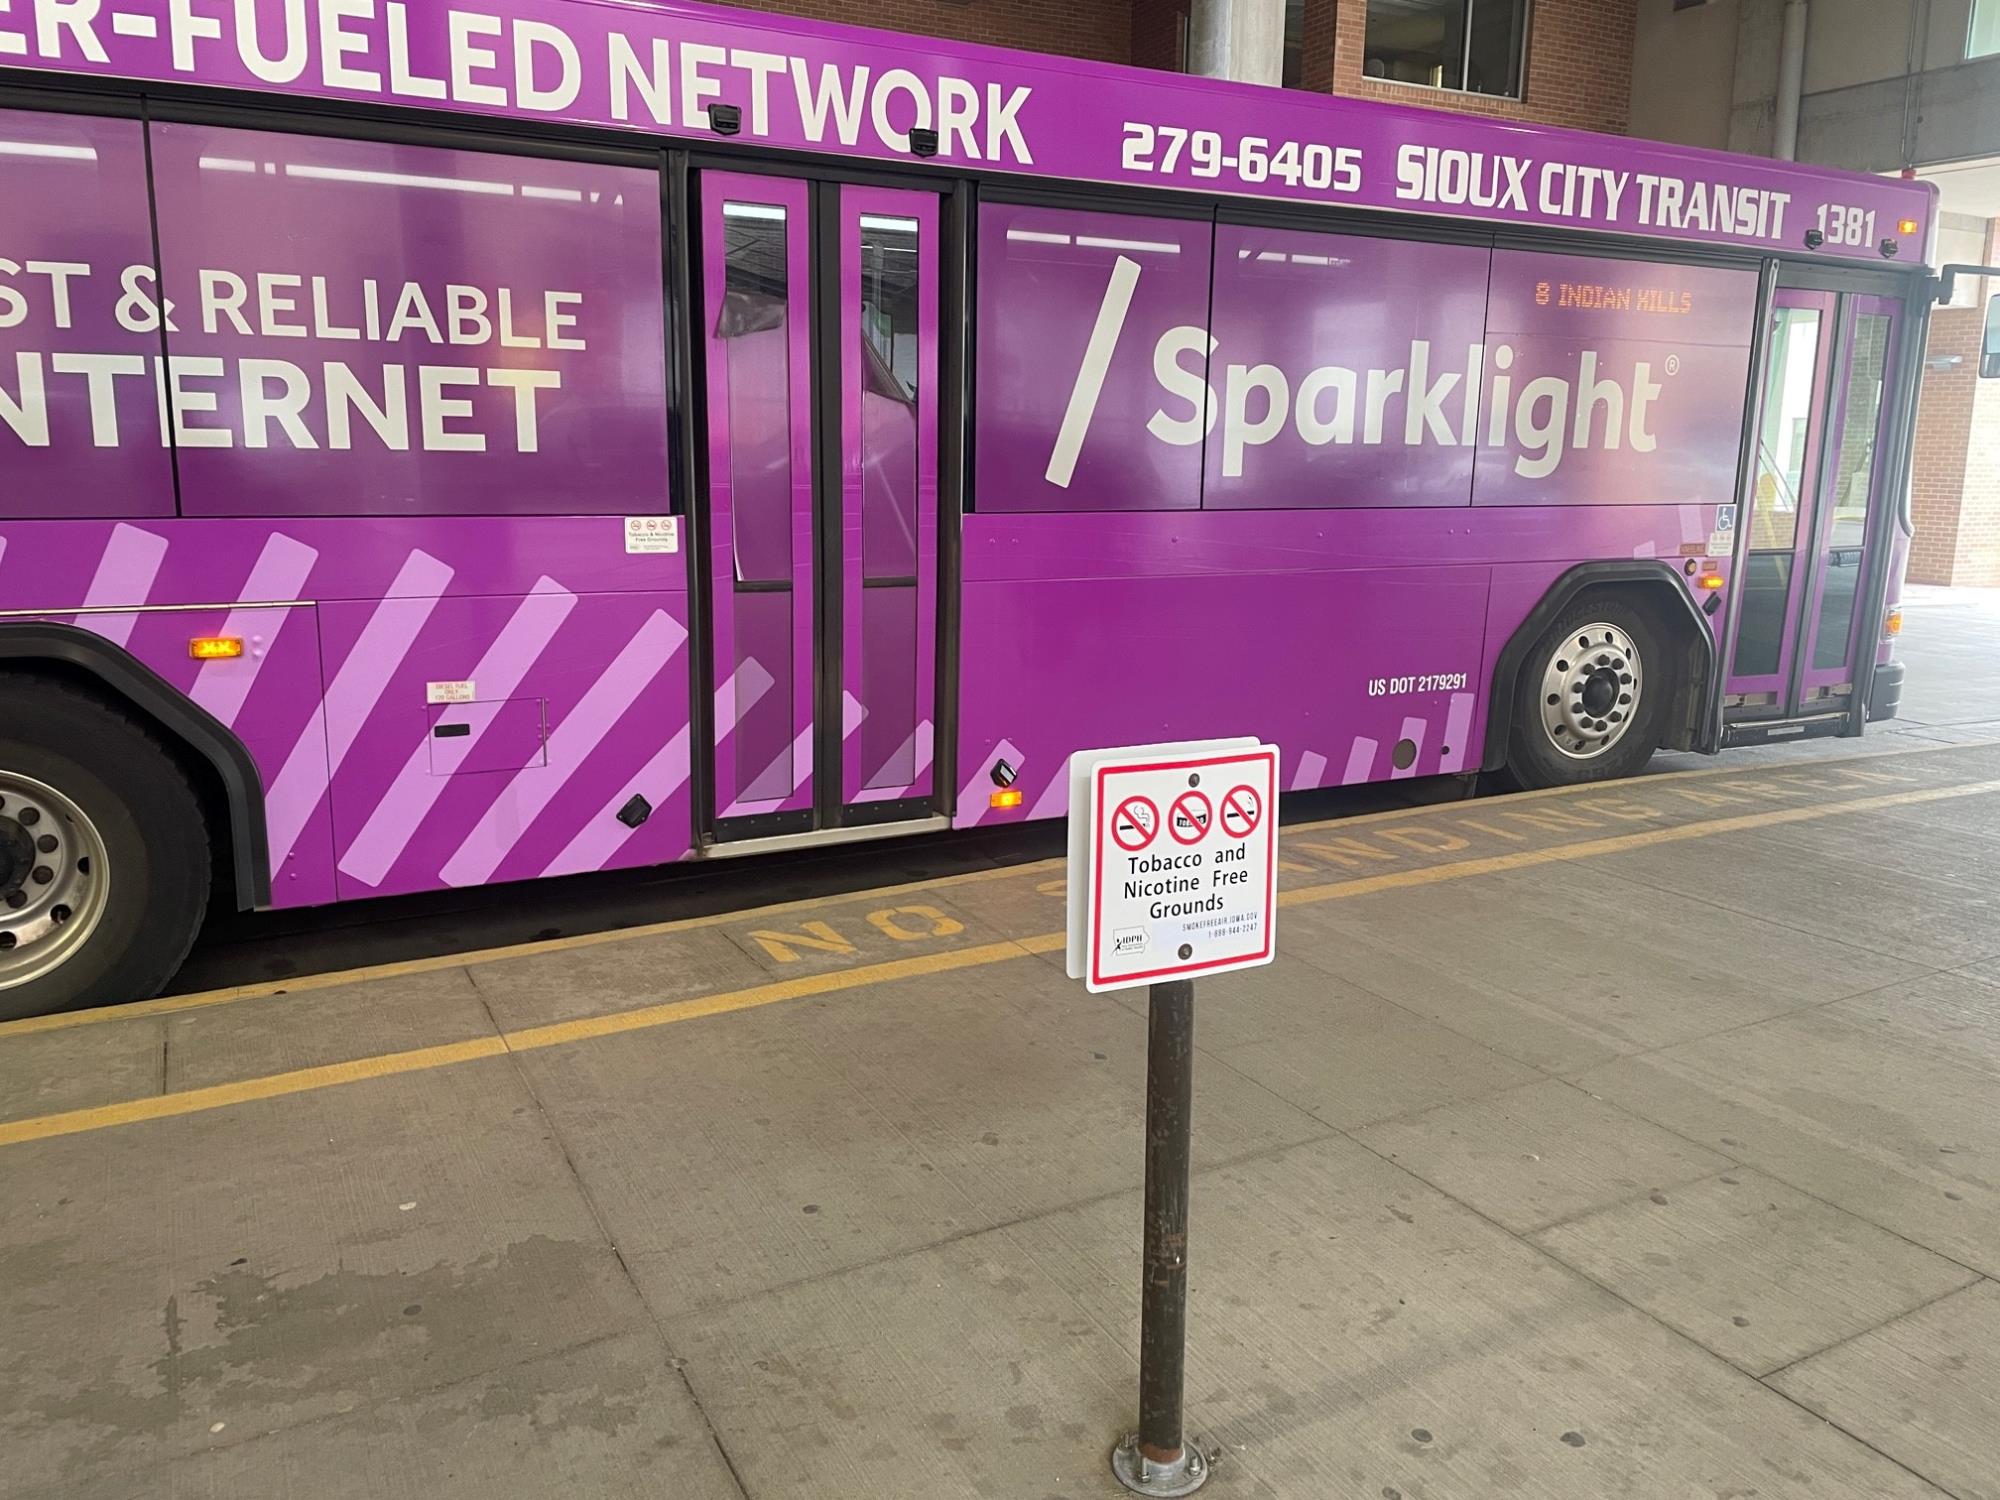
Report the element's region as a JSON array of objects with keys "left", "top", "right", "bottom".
[
  {"left": 265, "top": 550, "right": 455, "bottom": 866},
  {"left": 189, "top": 533, "right": 319, "bottom": 730},
  {"left": 78, "top": 524, "right": 168, "bottom": 647},
  {"left": 1290, "top": 750, "right": 1327, "bottom": 791},
  {"left": 338, "top": 578, "right": 575, "bottom": 889},
  {"left": 542, "top": 726, "right": 691, "bottom": 878},
  {"left": 731, "top": 689, "right": 867, "bottom": 815},
  {"left": 714, "top": 658, "right": 776, "bottom": 739},
  {"left": 848, "top": 720, "right": 932, "bottom": 812},
  {"left": 1025, "top": 765, "right": 1069, "bottom": 820},
  {"left": 1439, "top": 692, "right": 1477, "bottom": 773},
  {"left": 1341, "top": 738, "right": 1378, "bottom": 785},
  {"left": 439, "top": 611, "right": 688, "bottom": 887}
]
